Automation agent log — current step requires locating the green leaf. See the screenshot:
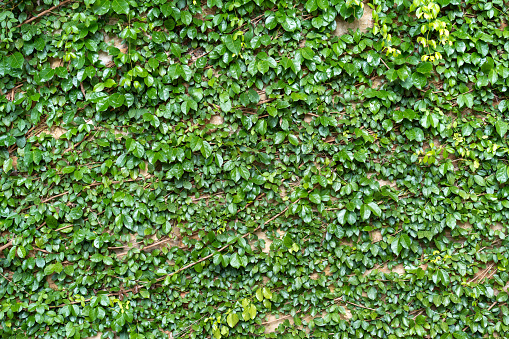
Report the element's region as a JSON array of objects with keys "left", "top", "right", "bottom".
[
  {"left": 194, "top": 262, "right": 203, "bottom": 273},
  {"left": 148, "top": 58, "right": 160, "bottom": 70},
  {"left": 405, "top": 128, "right": 424, "bottom": 142},
  {"left": 416, "top": 62, "right": 433, "bottom": 74},
  {"left": 247, "top": 89, "right": 259, "bottom": 103},
  {"left": 111, "top": 0, "right": 129, "bottom": 14},
  {"left": 433, "top": 270, "right": 450, "bottom": 287},
  {"left": 255, "top": 119, "right": 267, "bottom": 135},
  {"left": 96, "top": 96, "right": 109, "bottom": 111},
  {"left": 411, "top": 72, "right": 427, "bottom": 89},
  {"left": 239, "top": 166, "right": 250, "bottom": 180},
  {"left": 495, "top": 120, "right": 508, "bottom": 137},
  {"left": 397, "top": 67, "right": 410, "bottom": 81},
  {"left": 288, "top": 134, "right": 299, "bottom": 146},
  {"left": 473, "top": 175, "right": 486, "bottom": 186},
  {"left": 60, "top": 264, "right": 73, "bottom": 277},
  {"left": 189, "top": 88, "right": 203, "bottom": 101},
  {"left": 93, "top": 83, "right": 105, "bottom": 92},
  {"left": 126, "top": 139, "right": 145, "bottom": 158},
  {"left": 47, "top": 262, "right": 62, "bottom": 275},
  {"left": 93, "top": 0, "right": 111, "bottom": 15},
  {"left": 496, "top": 165, "right": 508, "bottom": 183},
  {"left": 311, "top": 16, "right": 324, "bottom": 29},
  {"left": 497, "top": 291, "right": 508, "bottom": 302},
  {"left": 366, "top": 286, "right": 377, "bottom": 300},
  {"left": 36, "top": 257, "right": 45, "bottom": 268},
  {"left": 386, "top": 68, "right": 398, "bottom": 81},
  {"left": 318, "top": 176, "right": 327, "bottom": 188},
  {"left": 309, "top": 193, "right": 321, "bottom": 204},
  {"left": 126, "top": 138, "right": 136, "bottom": 152},
  {"left": 265, "top": 15, "right": 277, "bottom": 30},
  {"left": 104, "top": 79, "right": 117, "bottom": 88},
  {"left": 360, "top": 204, "right": 371, "bottom": 220},
  {"left": 227, "top": 313, "right": 239, "bottom": 328},
  {"left": 9, "top": 52, "right": 24, "bottom": 69},
  {"left": 84, "top": 66, "right": 96, "bottom": 79},
  {"left": 0, "top": 57, "right": 11, "bottom": 76},
  {"left": 400, "top": 234, "right": 412, "bottom": 249},
  {"left": 367, "top": 202, "right": 381, "bottom": 217},
  {"left": 382, "top": 119, "right": 393, "bottom": 131},
  {"left": 99, "top": 294, "right": 110, "bottom": 306},
  {"left": 201, "top": 140, "right": 212, "bottom": 158},
  {"left": 317, "top": 0, "right": 328, "bottom": 9},
  {"left": 152, "top": 31, "right": 167, "bottom": 44},
  {"left": 481, "top": 57, "right": 494, "bottom": 73},
  {"left": 257, "top": 60, "right": 270, "bottom": 74},
  {"left": 249, "top": 304, "right": 257, "bottom": 319},
  {"left": 457, "top": 93, "right": 473, "bottom": 108},
  {"left": 476, "top": 40, "right": 489, "bottom": 56},
  {"left": 242, "top": 306, "right": 250, "bottom": 321},
  {"left": 488, "top": 69, "right": 498, "bottom": 84},
  {"left": 62, "top": 166, "right": 75, "bottom": 174},
  {"left": 391, "top": 237, "right": 401, "bottom": 256},
  {"left": 274, "top": 132, "right": 285, "bottom": 144},
  {"left": 346, "top": 211, "right": 357, "bottom": 225},
  {"left": 499, "top": 100, "right": 507, "bottom": 113},
  {"left": 181, "top": 11, "right": 192, "bottom": 25},
  {"left": 225, "top": 35, "right": 241, "bottom": 54},
  {"left": 69, "top": 207, "right": 83, "bottom": 220},
  {"left": 305, "top": 0, "right": 317, "bottom": 12},
  {"left": 283, "top": 234, "right": 293, "bottom": 248},
  {"left": 65, "top": 322, "right": 75, "bottom": 337},
  {"left": 337, "top": 210, "right": 346, "bottom": 224},
  {"left": 282, "top": 17, "right": 297, "bottom": 32},
  {"left": 231, "top": 167, "right": 241, "bottom": 182},
  {"left": 215, "top": 153, "right": 223, "bottom": 168},
  {"left": 44, "top": 264, "right": 55, "bottom": 276},
  {"left": 40, "top": 67, "right": 55, "bottom": 82},
  {"left": 17, "top": 246, "right": 26, "bottom": 258},
  {"left": 301, "top": 47, "right": 315, "bottom": 61},
  {"left": 2, "top": 158, "right": 13, "bottom": 173},
  {"left": 262, "top": 287, "right": 272, "bottom": 299},
  {"left": 446, "top": 214, "right": 456, "bottom": 228},
  {"left": 256, "top": 288, "right": 263, "bottom": 301},
  {"left": 239, "top": 255, "right": 248, "bottom": 267},
  {"left": 230, "top": 253, "right": 241, "bottom": 268}
]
